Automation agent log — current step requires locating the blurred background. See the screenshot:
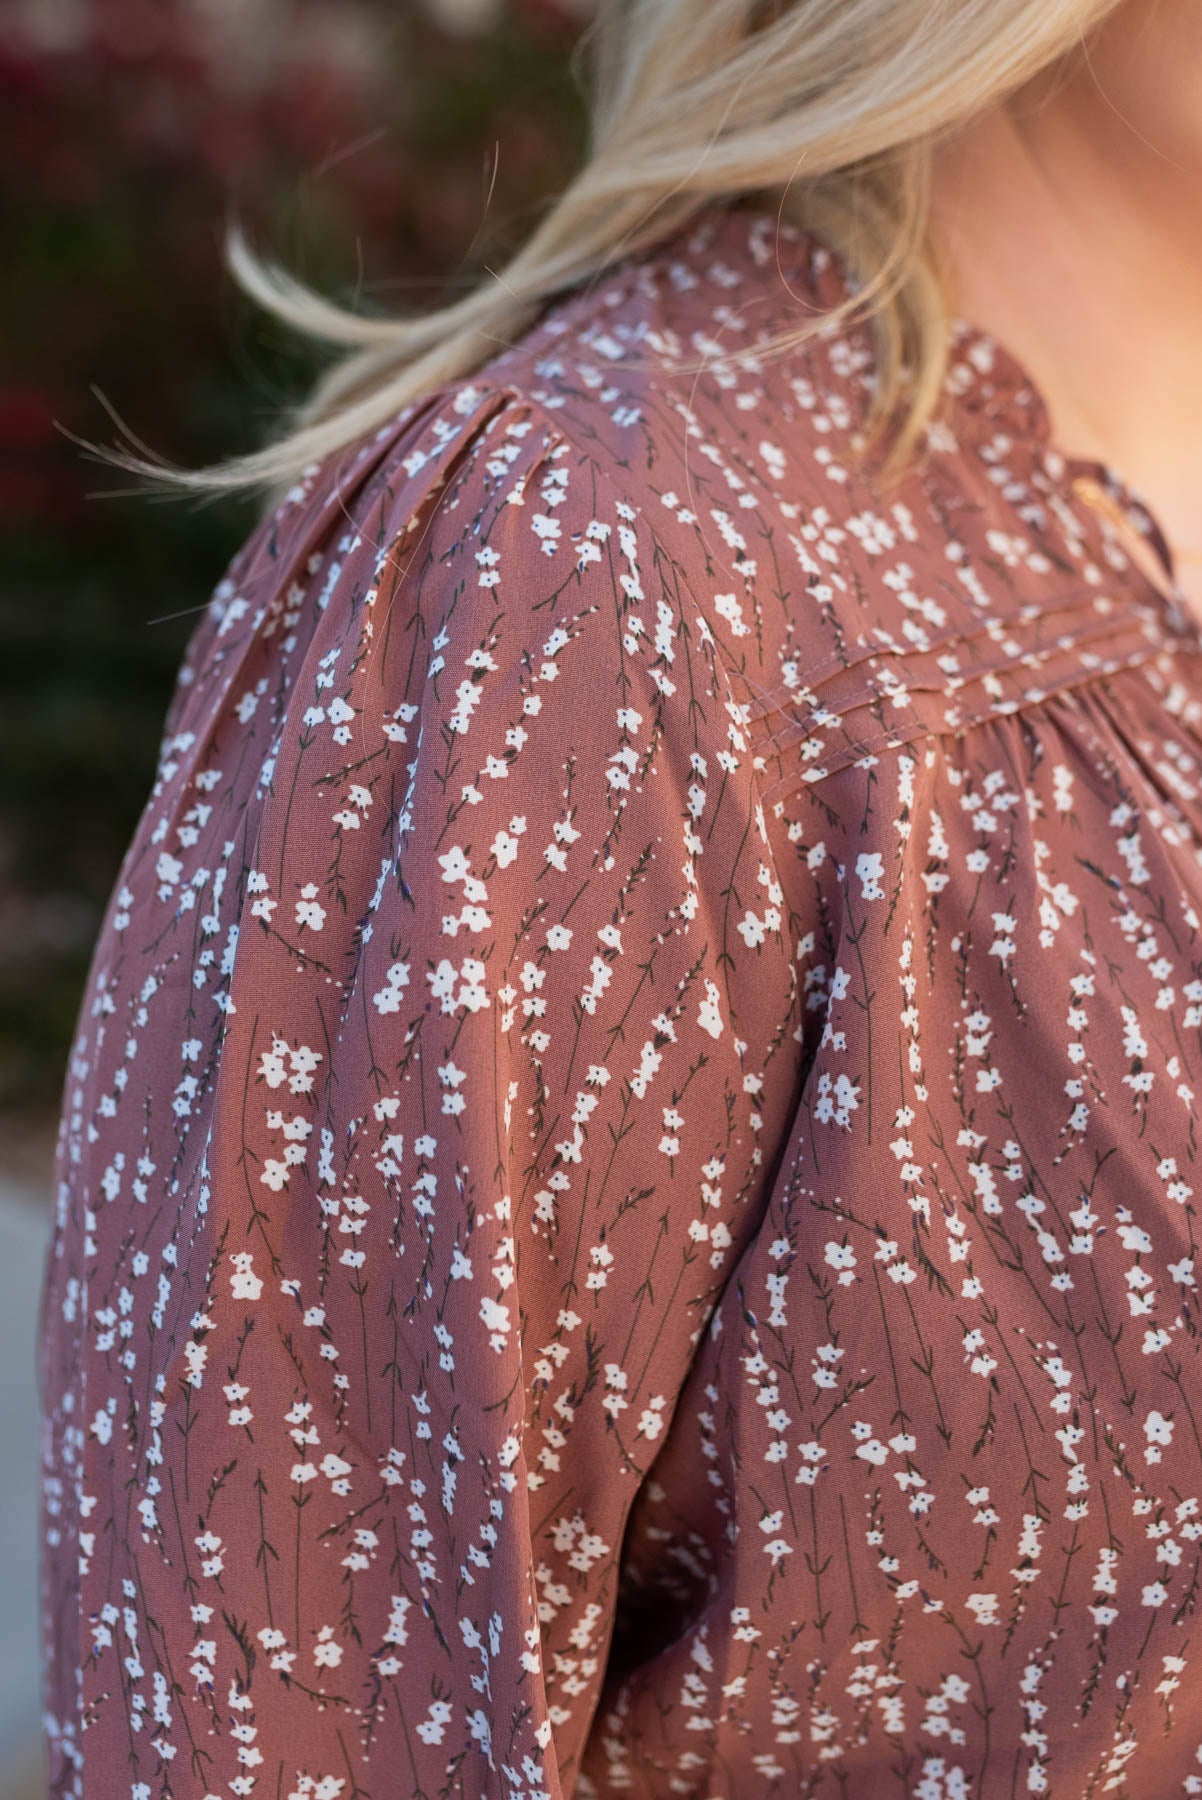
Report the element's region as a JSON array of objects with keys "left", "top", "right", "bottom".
[{"left": 0, "top": 1, "right": 589, "bottom": 1790}]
